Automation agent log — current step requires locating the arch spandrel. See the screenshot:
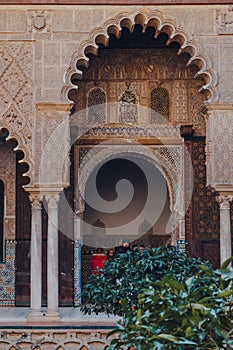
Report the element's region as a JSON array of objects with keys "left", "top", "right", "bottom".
[{"left": 62, "top": 10, "right": 219, "bottom": 103}]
